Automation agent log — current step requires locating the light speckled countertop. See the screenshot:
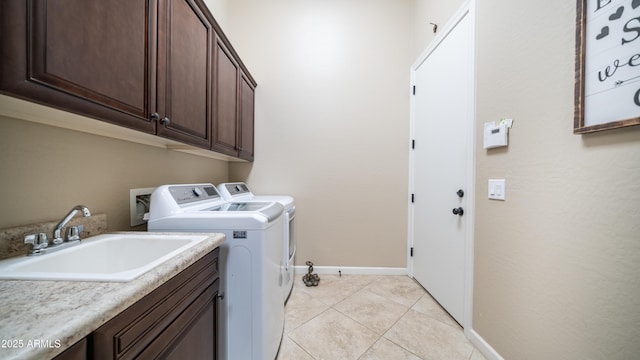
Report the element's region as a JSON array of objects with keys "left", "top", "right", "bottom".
[{"left": 0, "top": 232, "right": 225, "bottom": 360}]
